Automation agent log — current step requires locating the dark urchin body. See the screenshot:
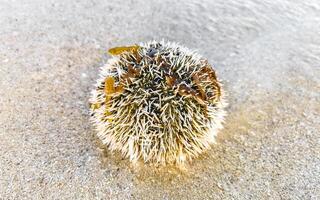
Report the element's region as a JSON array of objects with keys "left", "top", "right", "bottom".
[{"left": 90, "top": 41, "right": 226, "bottom": 164}]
